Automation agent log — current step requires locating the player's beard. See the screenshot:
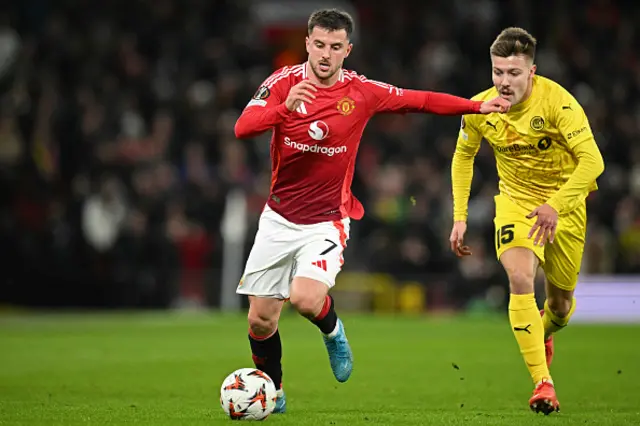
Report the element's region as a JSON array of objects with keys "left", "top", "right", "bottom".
[
  {"left": 499, "top": 90, "right": 516, "bottom": 104},
  {"left": 311, "top": 60, "right": 339, "bottom": 82},
  {"left": 499, "top": 78, "right": 531, "bottom": 105},
  {"left": 498, "top": 87, "right": 522, "bottom": 105}
]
